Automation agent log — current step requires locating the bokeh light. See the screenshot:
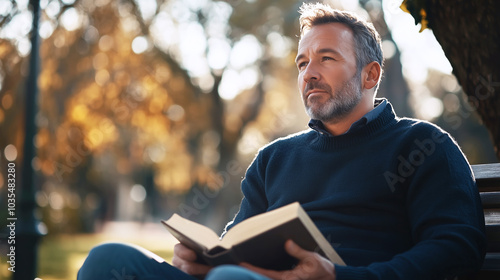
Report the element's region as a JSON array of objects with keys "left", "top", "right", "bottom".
[{"left": 4, "top": 144, "right": 17, "bottom": 161}]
